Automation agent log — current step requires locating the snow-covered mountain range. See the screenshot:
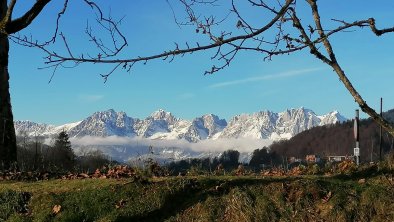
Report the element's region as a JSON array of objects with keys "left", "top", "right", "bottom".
[
  {"left": 14, "top": 107, "right": 346, "bottom": 141},
  {"left": 14, "top": 108, "right": 346, "bottom": 163}
]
